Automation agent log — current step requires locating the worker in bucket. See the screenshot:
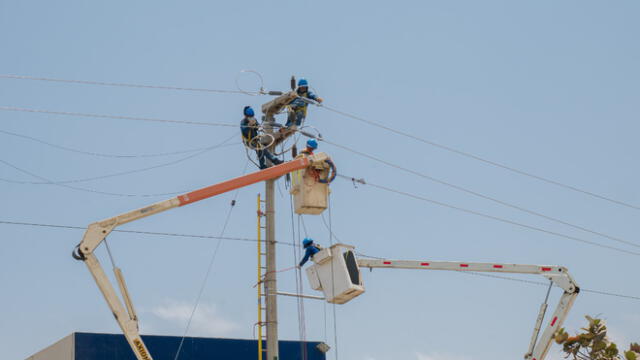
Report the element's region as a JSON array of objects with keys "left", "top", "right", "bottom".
[
  {"left": 240, "top": 106, "right": 282, "bottom": 169},
  {"left": 300, "top": 138, "right": 318, "bottom": 156},
  {"left": 298, "top": 238, "right": 322, "bottom": 267},
  {"left": 285, "top": 78, "right": 323, "bottom": 129}
]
